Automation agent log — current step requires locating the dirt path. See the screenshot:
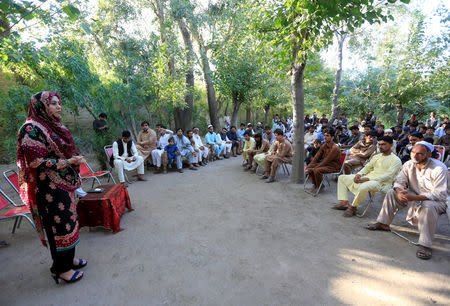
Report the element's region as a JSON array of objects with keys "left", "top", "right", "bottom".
[{"left": 1, "top": 157, "right": 449, "bottom": 305}]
